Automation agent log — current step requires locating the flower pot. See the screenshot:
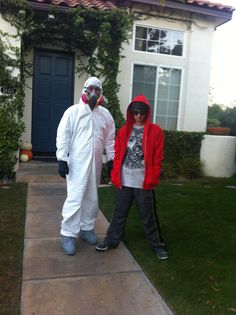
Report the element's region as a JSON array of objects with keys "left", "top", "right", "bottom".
[{"left": 207, "top": 127, "right": 231, "bottom": 135}]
